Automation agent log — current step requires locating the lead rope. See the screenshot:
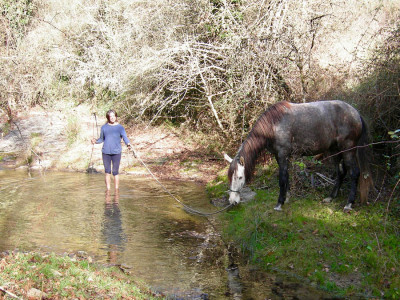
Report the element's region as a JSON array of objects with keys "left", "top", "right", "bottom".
[{"left": 131, "top": 149, "right": 233, "bottom": 216}]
